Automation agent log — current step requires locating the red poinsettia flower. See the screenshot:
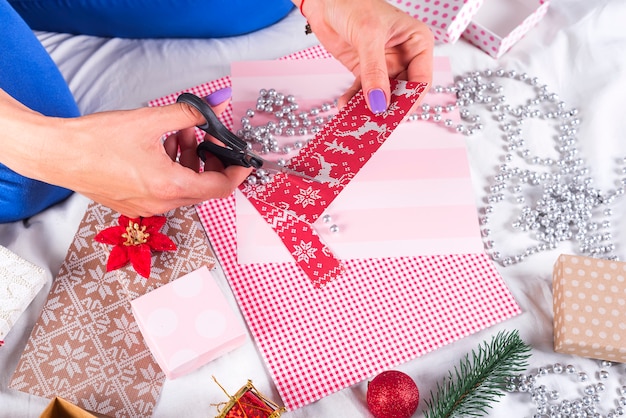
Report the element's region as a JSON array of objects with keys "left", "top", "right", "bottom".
[{"left": 94, "top": 215, "right": 177, "bottom": 278}]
